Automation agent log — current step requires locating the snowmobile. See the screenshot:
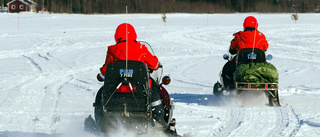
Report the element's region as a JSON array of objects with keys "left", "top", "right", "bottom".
[
  {"left": 213, "top": 48, "right": 280, "bottom": 106},
  {"left": 84, "top": 42, "right": 178, "bottom": 136}
]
